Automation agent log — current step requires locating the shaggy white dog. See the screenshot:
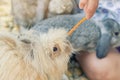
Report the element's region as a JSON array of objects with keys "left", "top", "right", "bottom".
[{"left": 0, "top": 28, "right": 72, "bottom": 80}]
